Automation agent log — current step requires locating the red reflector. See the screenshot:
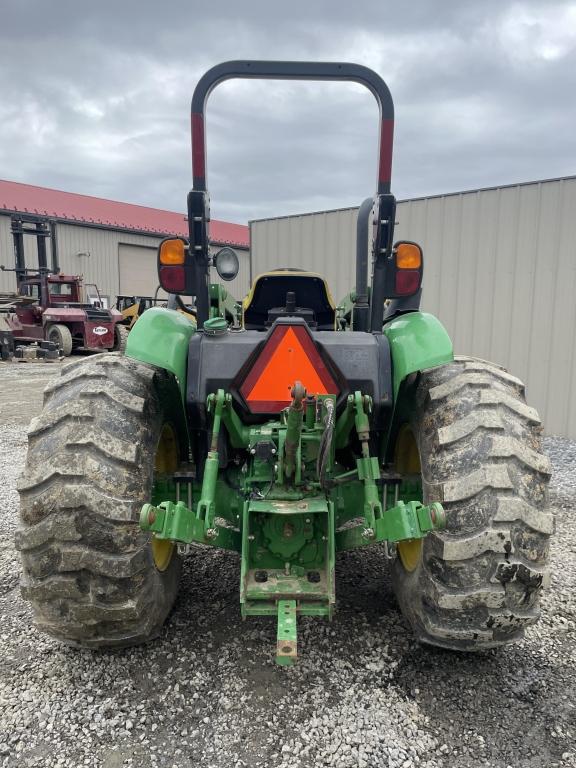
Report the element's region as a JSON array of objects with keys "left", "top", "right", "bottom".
[
  {"left": 239, "top": 324, "right": 339, "bottom": 413},
  {"left": 395, "top": 269, "right": 421, "bottom": 295},
  {"left": 159, "top": 265, "right": 186, "bottom": 293}
]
